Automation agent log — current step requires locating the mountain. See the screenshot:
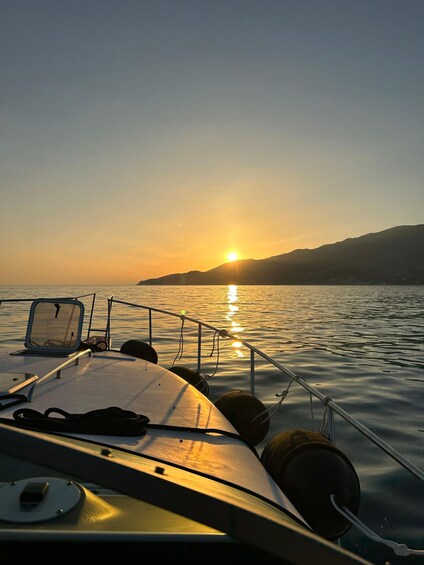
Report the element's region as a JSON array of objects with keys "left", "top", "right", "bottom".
[{"left": 137, "top": 224, "right": 424, "bottom": 285}]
